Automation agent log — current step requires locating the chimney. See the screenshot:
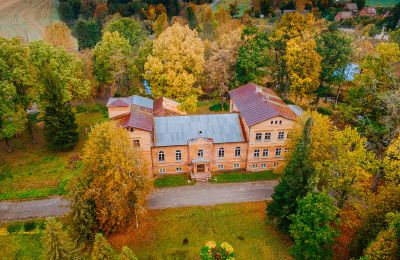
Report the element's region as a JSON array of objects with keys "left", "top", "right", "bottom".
[{"left": 255, "top": 86, "right": 262, "bottom": 93}]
